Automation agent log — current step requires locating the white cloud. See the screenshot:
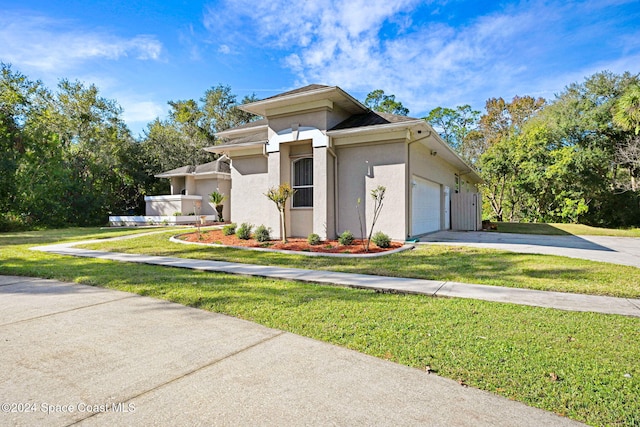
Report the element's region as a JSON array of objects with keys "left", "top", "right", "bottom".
[
  {"left": 0, "top": 12, "right": 163, "bottom": 73},
  {"left": 120, "top": 99, "right": 166, "bottom": 123},
  {"left": 205, "top": 0, "right": 639, "bottom": 116},
  {"left": 218, "top": 44, "right": 231, "bottom": 54}
]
